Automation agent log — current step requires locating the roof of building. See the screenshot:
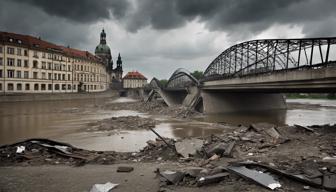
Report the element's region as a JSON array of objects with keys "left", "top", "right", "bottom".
[
  {"left": 0, "top": 31, "right": 103, "bottom": 63},
  {"left": 95, "top": 44, "right": 111, "bottom": 55},
  {"left": 123, "top": 71, "right": 147, "bottom": 80}
]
